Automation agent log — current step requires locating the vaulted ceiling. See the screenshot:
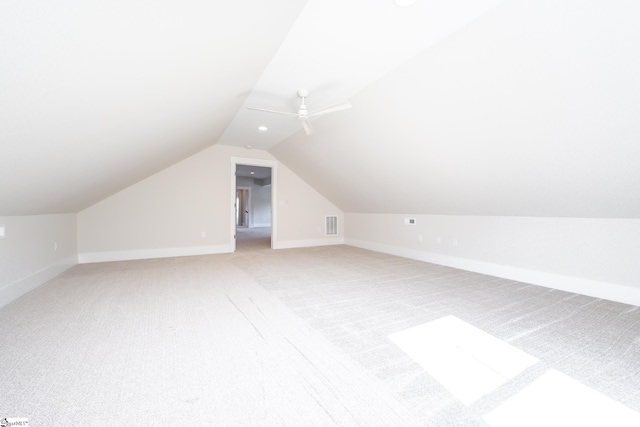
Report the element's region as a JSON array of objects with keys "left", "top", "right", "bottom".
[
  {"left": 2, "top": 0, "right": 639, "bottom": 218},
  {"left": 1, "top": 0, "right": 307, "bottom": 214},
  {"left": 270, "top": 0, "right": 640, "bottom": 218}
]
